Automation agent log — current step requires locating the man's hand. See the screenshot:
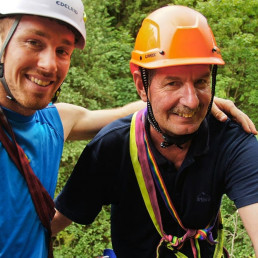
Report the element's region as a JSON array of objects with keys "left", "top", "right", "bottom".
[{"left": 212, "top": 97, "right": 257, "bottom": 135}]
